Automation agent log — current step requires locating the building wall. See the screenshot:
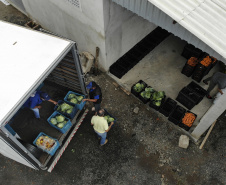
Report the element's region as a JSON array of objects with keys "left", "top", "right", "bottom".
[
  {"left": 9, "top": 0, "right": 156, "bottom": 71},
  {"left": 103, "top": 1, "right": 157, "bottom": 69},
  {"left": 20, "top": 0, "right": 107, "bottom": 69}
]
